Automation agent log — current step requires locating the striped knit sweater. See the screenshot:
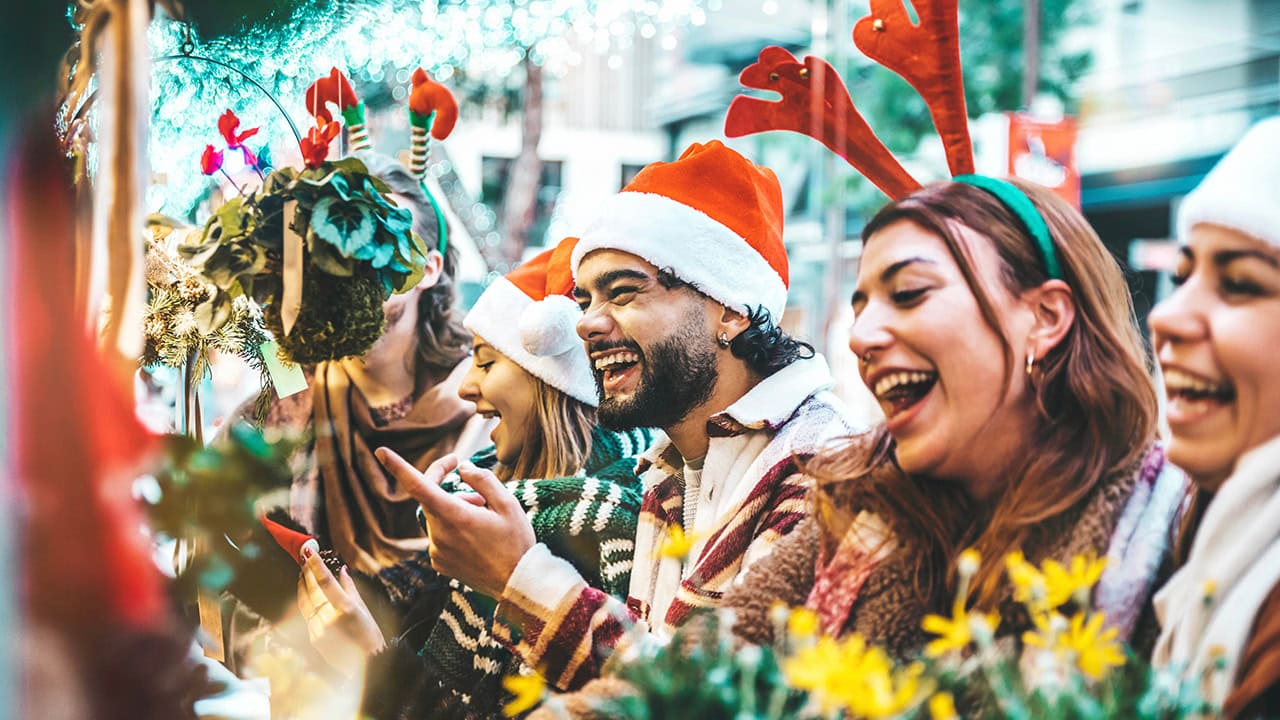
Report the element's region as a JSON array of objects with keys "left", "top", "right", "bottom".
[
  {"left": 363, "top": 426, "right": 652, "bottom": 719},
  {"left": 492, "top": 356, "right": 856, "bottom": 691}
]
